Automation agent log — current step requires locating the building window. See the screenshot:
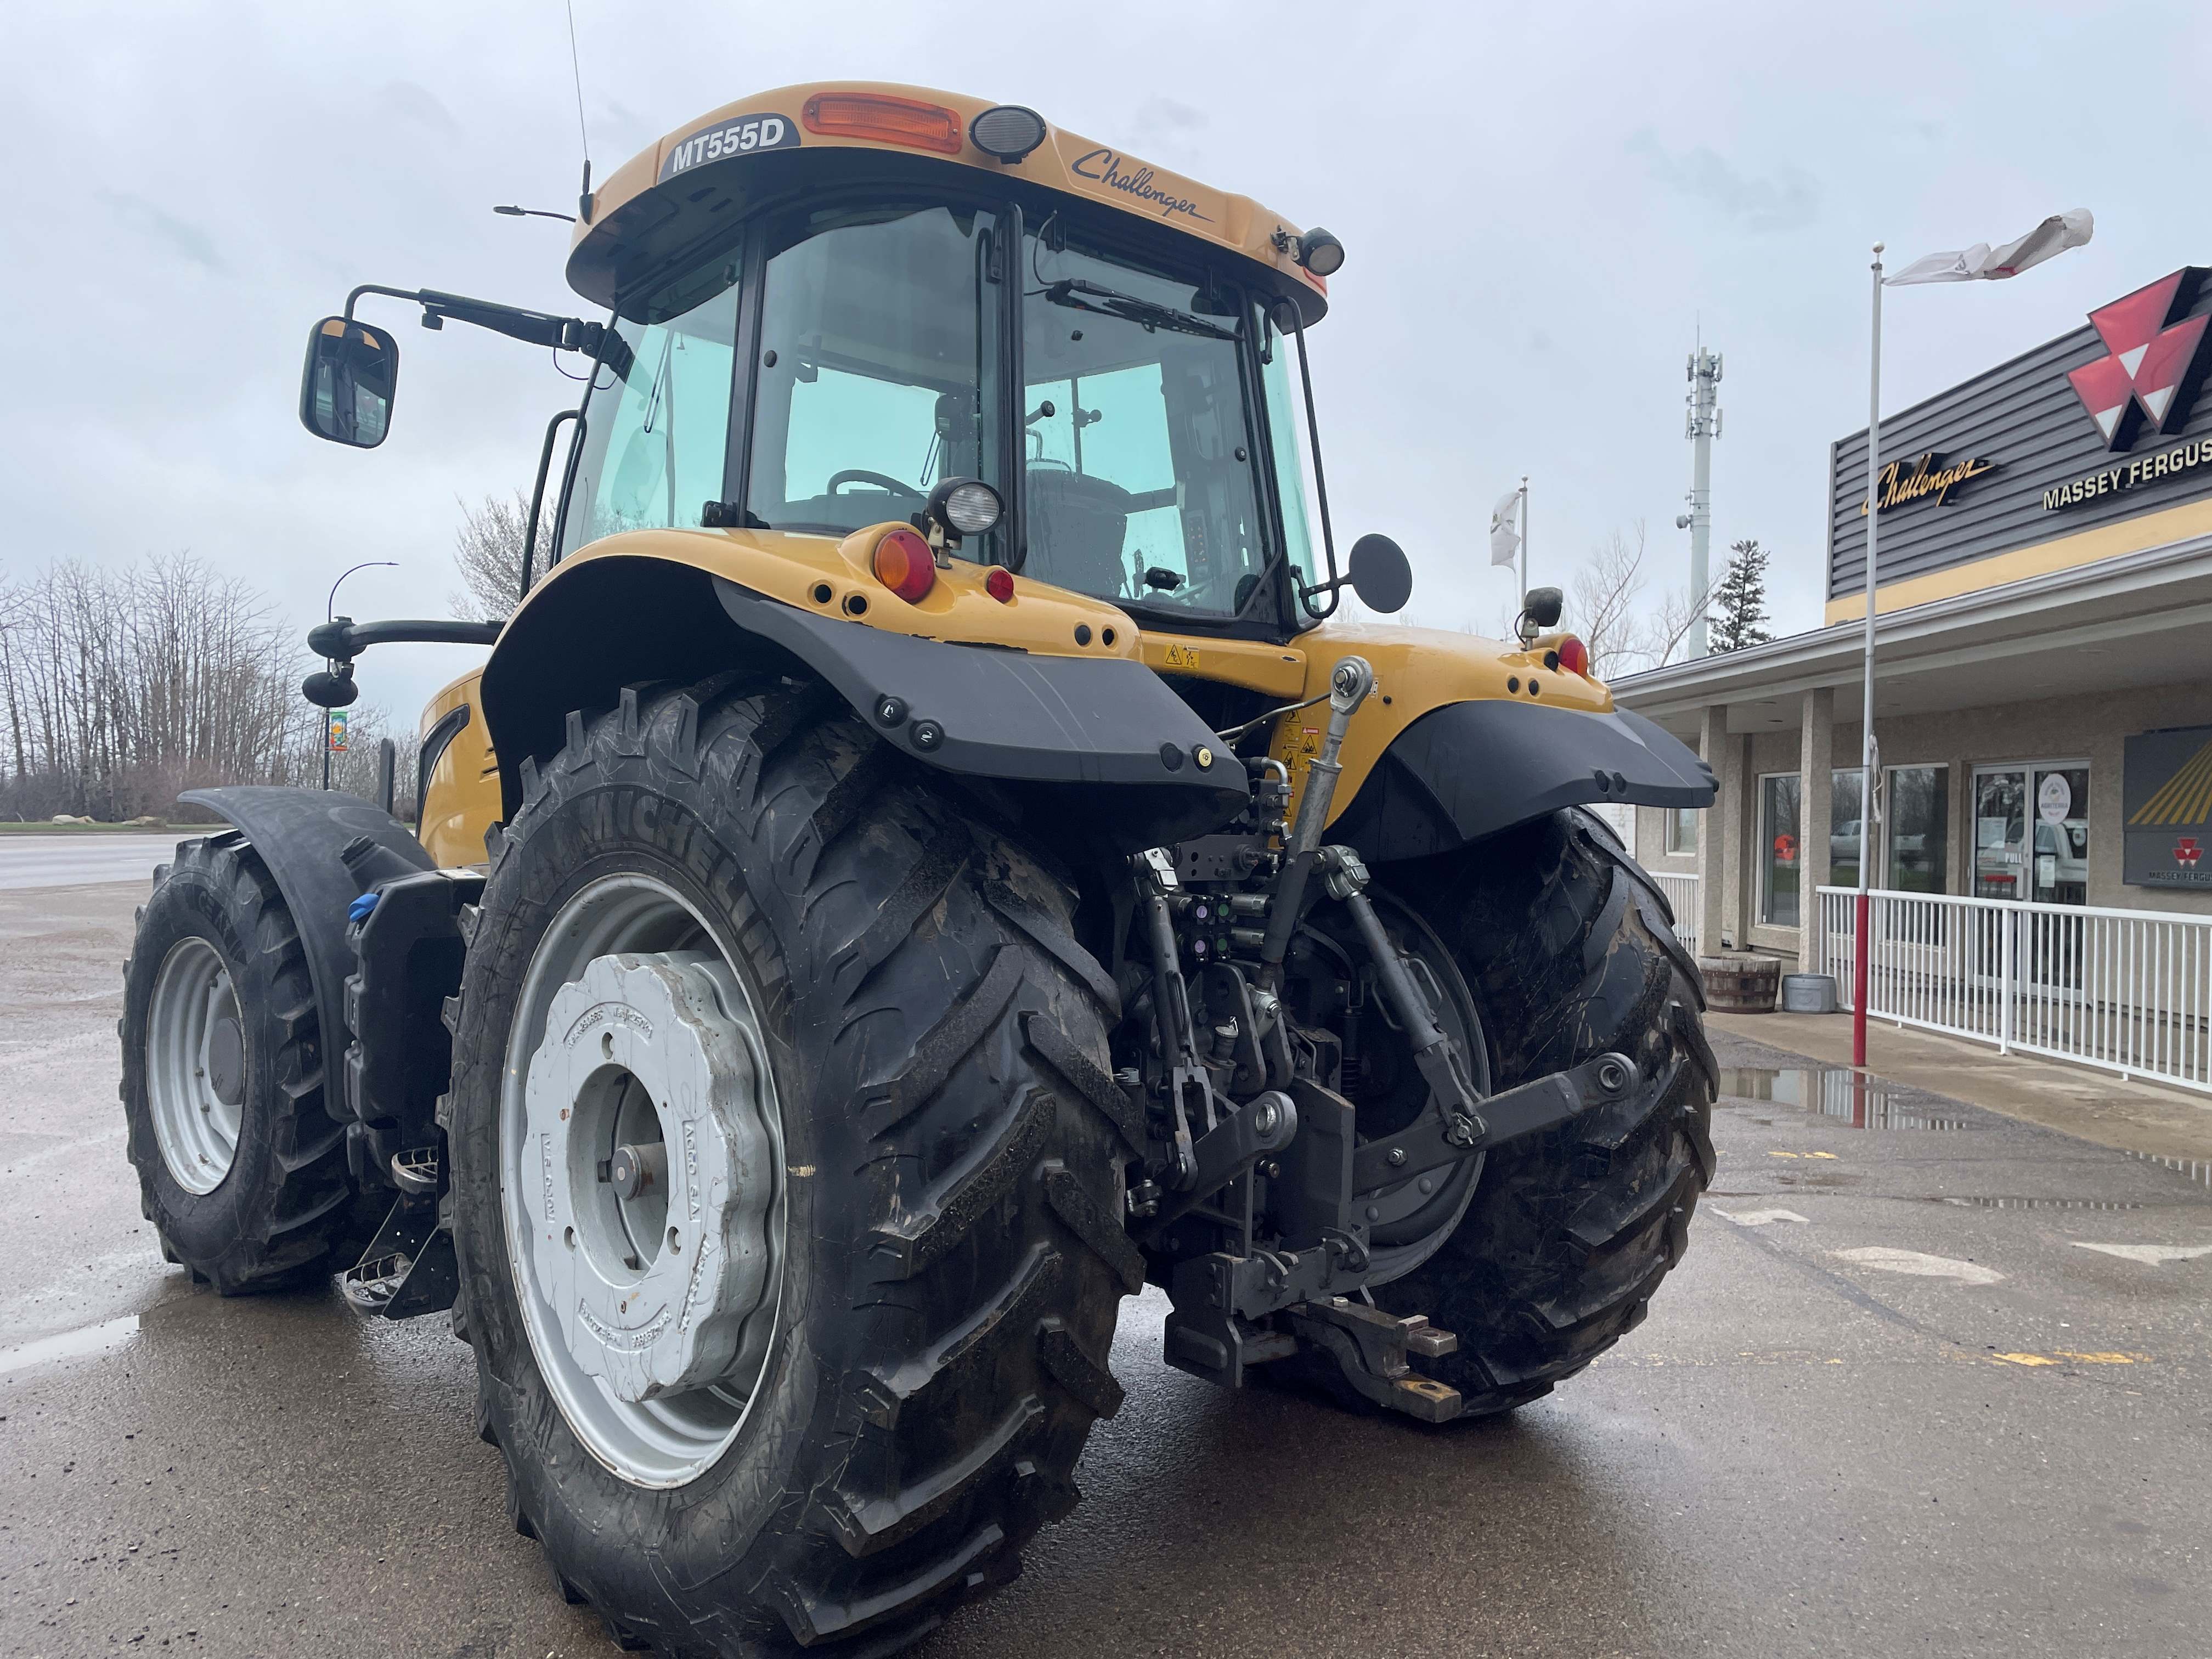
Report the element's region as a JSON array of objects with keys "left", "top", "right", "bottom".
[
  {"left": 1830, "top": 768, "right": 1863, "bottom": 890},
  {"left": 1664, "top": 806, "right": 1698, "bottom": 857},
  {"left": 1886, "top": 765, "right": 1950, "bottom": 894},
  {"left": 1760, "top": 774, "right": 1802, "bottom": 927}
]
